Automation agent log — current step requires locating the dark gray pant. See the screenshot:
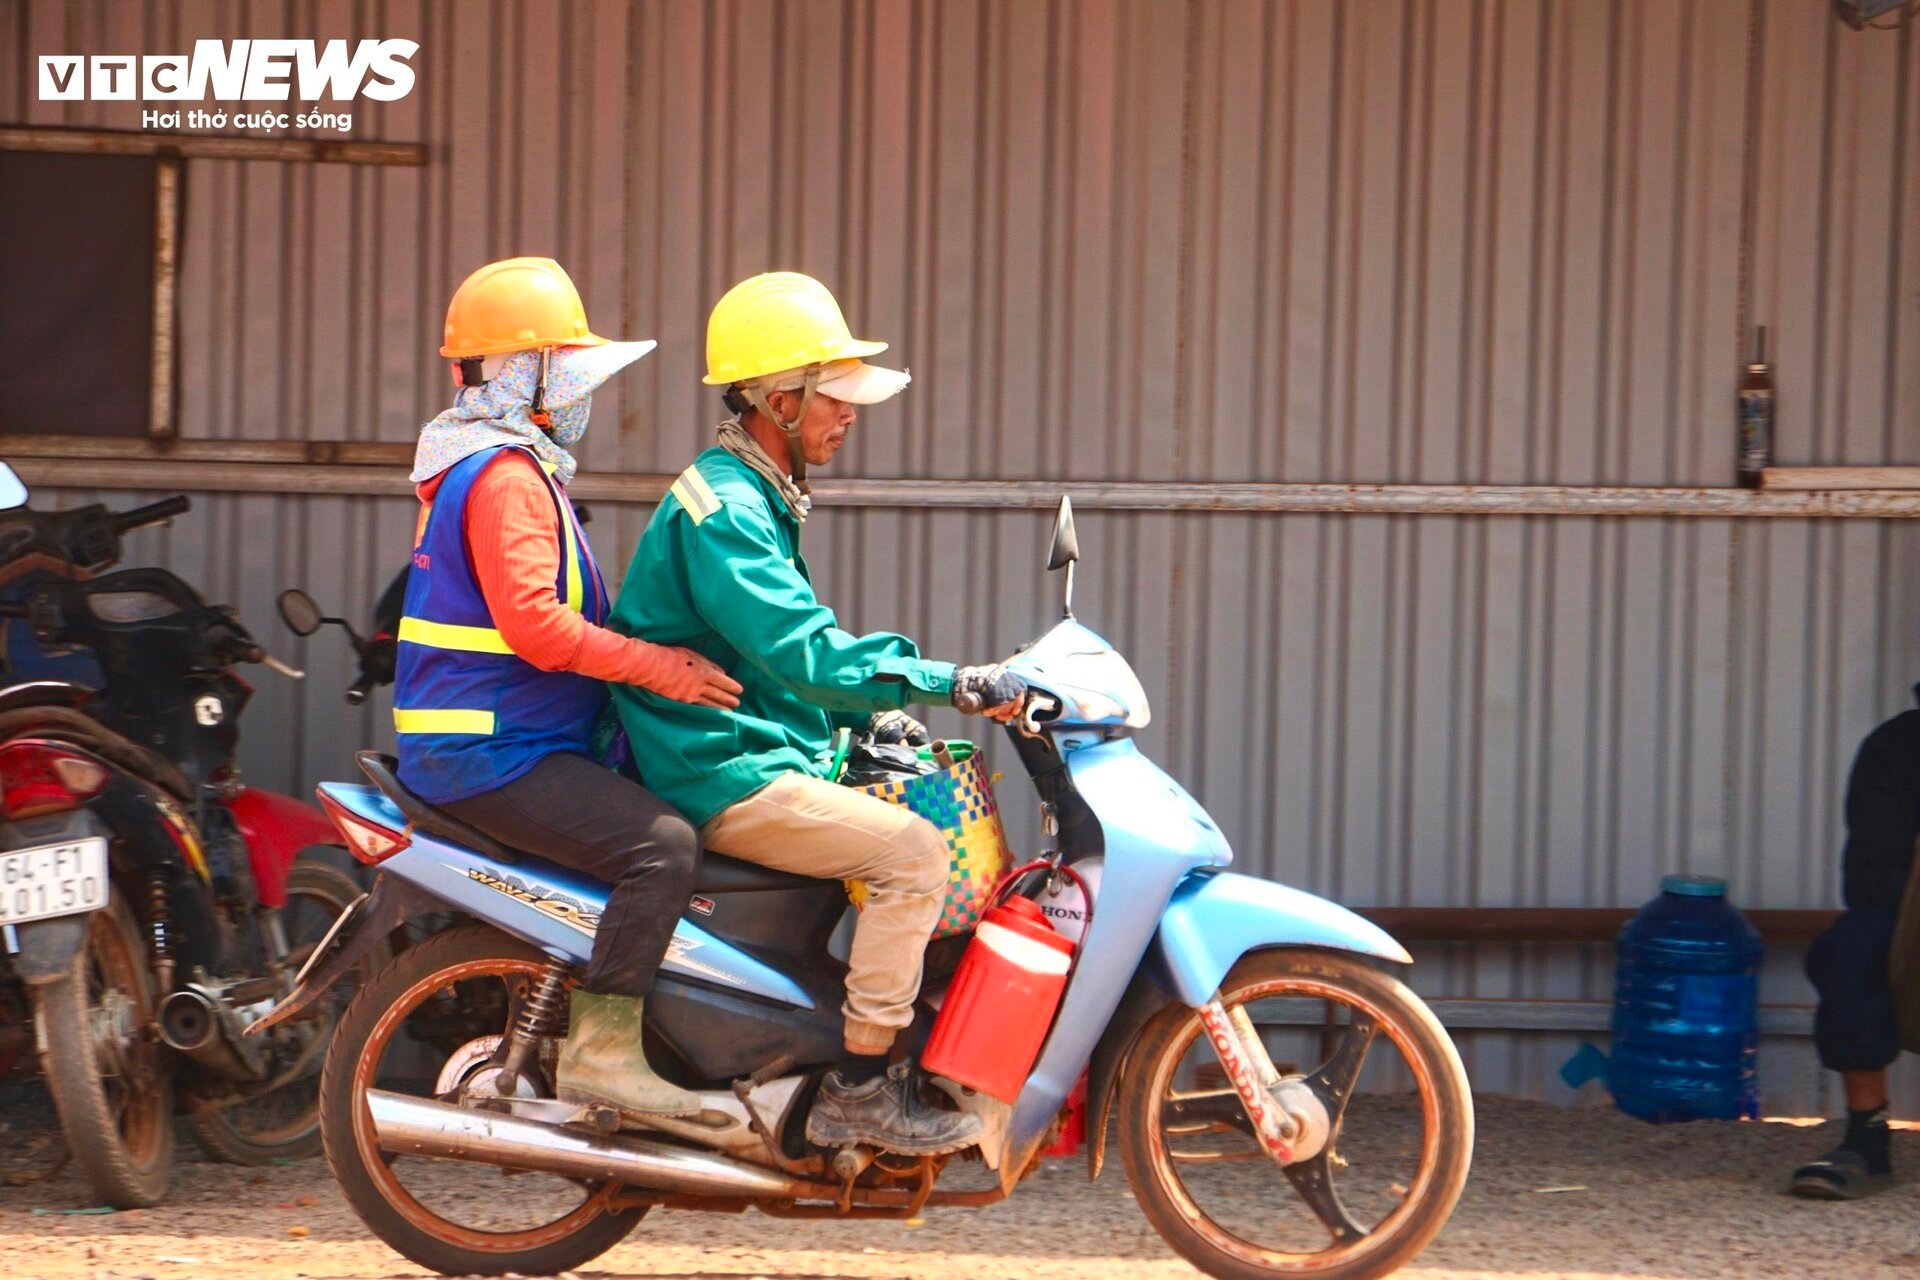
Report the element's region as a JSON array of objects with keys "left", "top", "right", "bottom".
[{"left": 444, "top": 752, "right": 697, "bottom": 997}]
